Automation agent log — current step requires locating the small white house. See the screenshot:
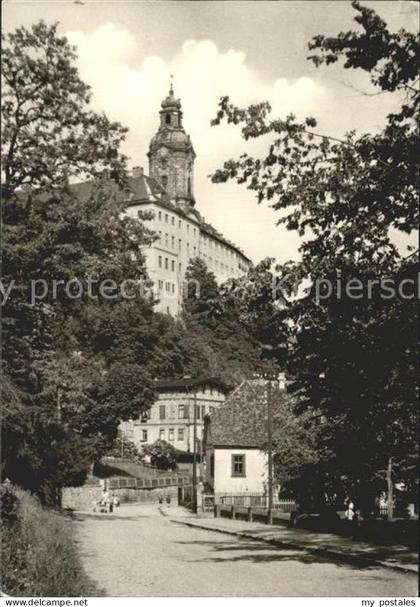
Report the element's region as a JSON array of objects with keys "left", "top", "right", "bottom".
[
  {"left": 209, "top": 447, "right": 268, "bottom": 494},
  {"left": 204, "top": 379, "right": 283, "bottom": 497}
]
